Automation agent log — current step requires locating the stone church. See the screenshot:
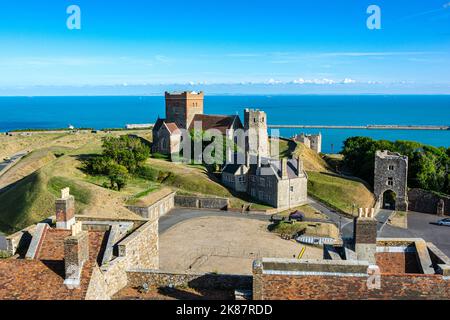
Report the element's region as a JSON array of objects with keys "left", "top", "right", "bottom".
[
  {"left": 152, "top": 91, "right": 245, "bottom": 156},
  {"left": 152, "top": 91, "right": 308, "bottom": 209},
  {"left": 152, "top": 91, "right": 270, "bottom": 158}
]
